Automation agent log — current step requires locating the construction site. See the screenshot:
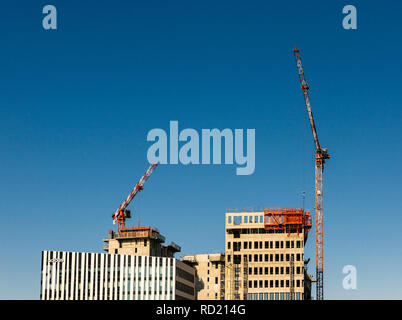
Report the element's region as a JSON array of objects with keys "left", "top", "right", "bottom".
[{"left": 40, "top": 48, "right": 330, "bottom": 301}]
